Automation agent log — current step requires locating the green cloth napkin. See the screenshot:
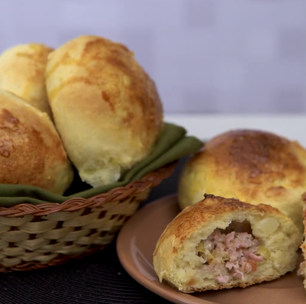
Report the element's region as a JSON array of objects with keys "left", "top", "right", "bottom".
[{"left": 0, "top": 122, "right": 203, "bottom": 206}]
